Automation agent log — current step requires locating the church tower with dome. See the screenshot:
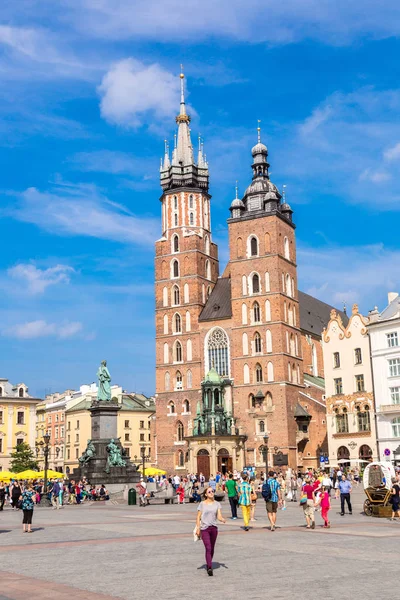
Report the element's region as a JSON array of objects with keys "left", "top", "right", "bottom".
[{"left": 154, "top": 75, "right": 330, "bottom": 477}]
